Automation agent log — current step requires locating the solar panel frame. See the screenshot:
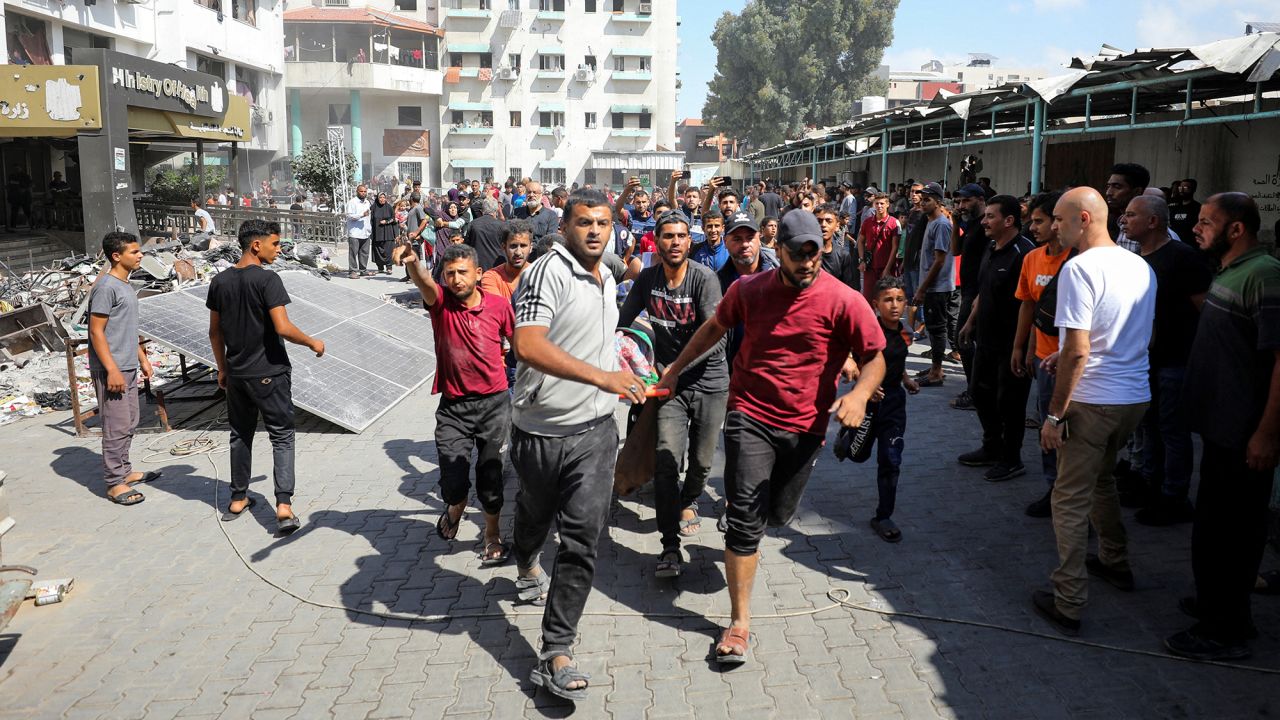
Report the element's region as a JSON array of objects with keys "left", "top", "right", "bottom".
[{"left": 138, "top": 271, "right": 436, "bottom": 433}]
